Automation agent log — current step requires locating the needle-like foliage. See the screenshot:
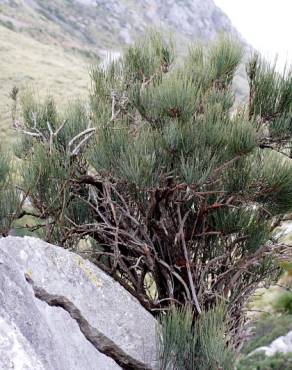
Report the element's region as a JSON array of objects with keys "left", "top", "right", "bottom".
[
  {"left": 0, "top": 144, "right": 19, "bottom": 235},
  {"left": 11, "top": 32, "right": 292, "bottom": 354},
  {"left": 157, "top": 305, "right": 235, "bottom": 370}
]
